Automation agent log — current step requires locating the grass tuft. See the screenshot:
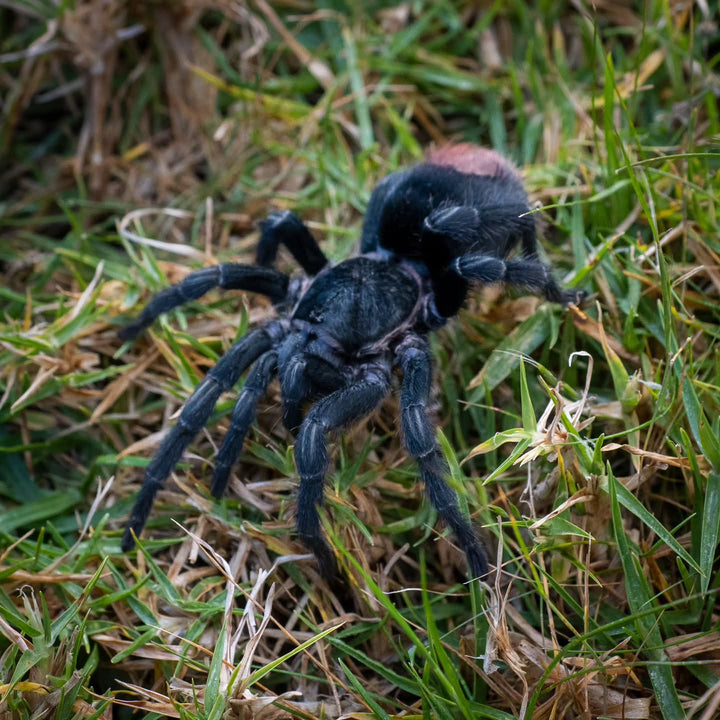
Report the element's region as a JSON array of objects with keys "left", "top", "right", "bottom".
[{"left": 1, "top": 1, "right": 719, "bottom": 718}]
